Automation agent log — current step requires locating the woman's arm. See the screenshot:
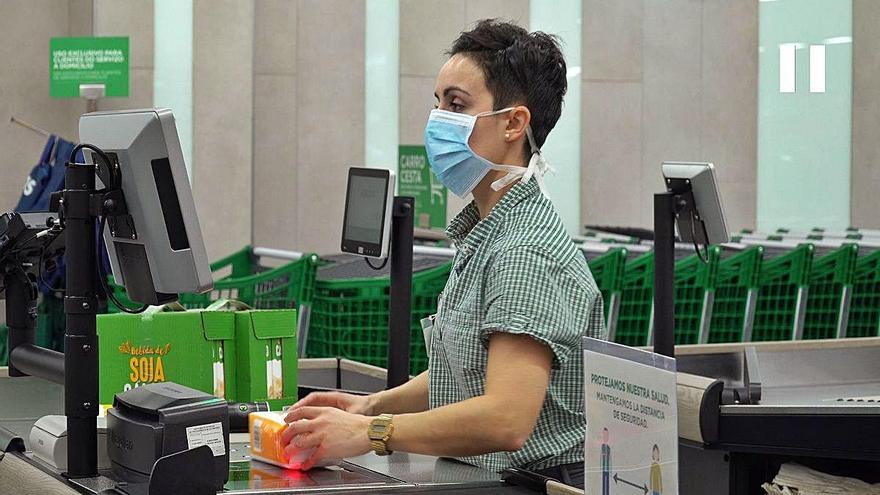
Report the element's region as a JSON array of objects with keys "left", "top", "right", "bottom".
[
  {"left": 283, "top": 332, "right": 553, "bottom": 464},
  {"left": 387, "top": 332, "right": 552, "bottom": 456},
  {"left": 366, "top": 370, "right": 430, "bottom": 414},
  {"left": 291, "top": 370, "right": 430, "bottom": 416}
]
